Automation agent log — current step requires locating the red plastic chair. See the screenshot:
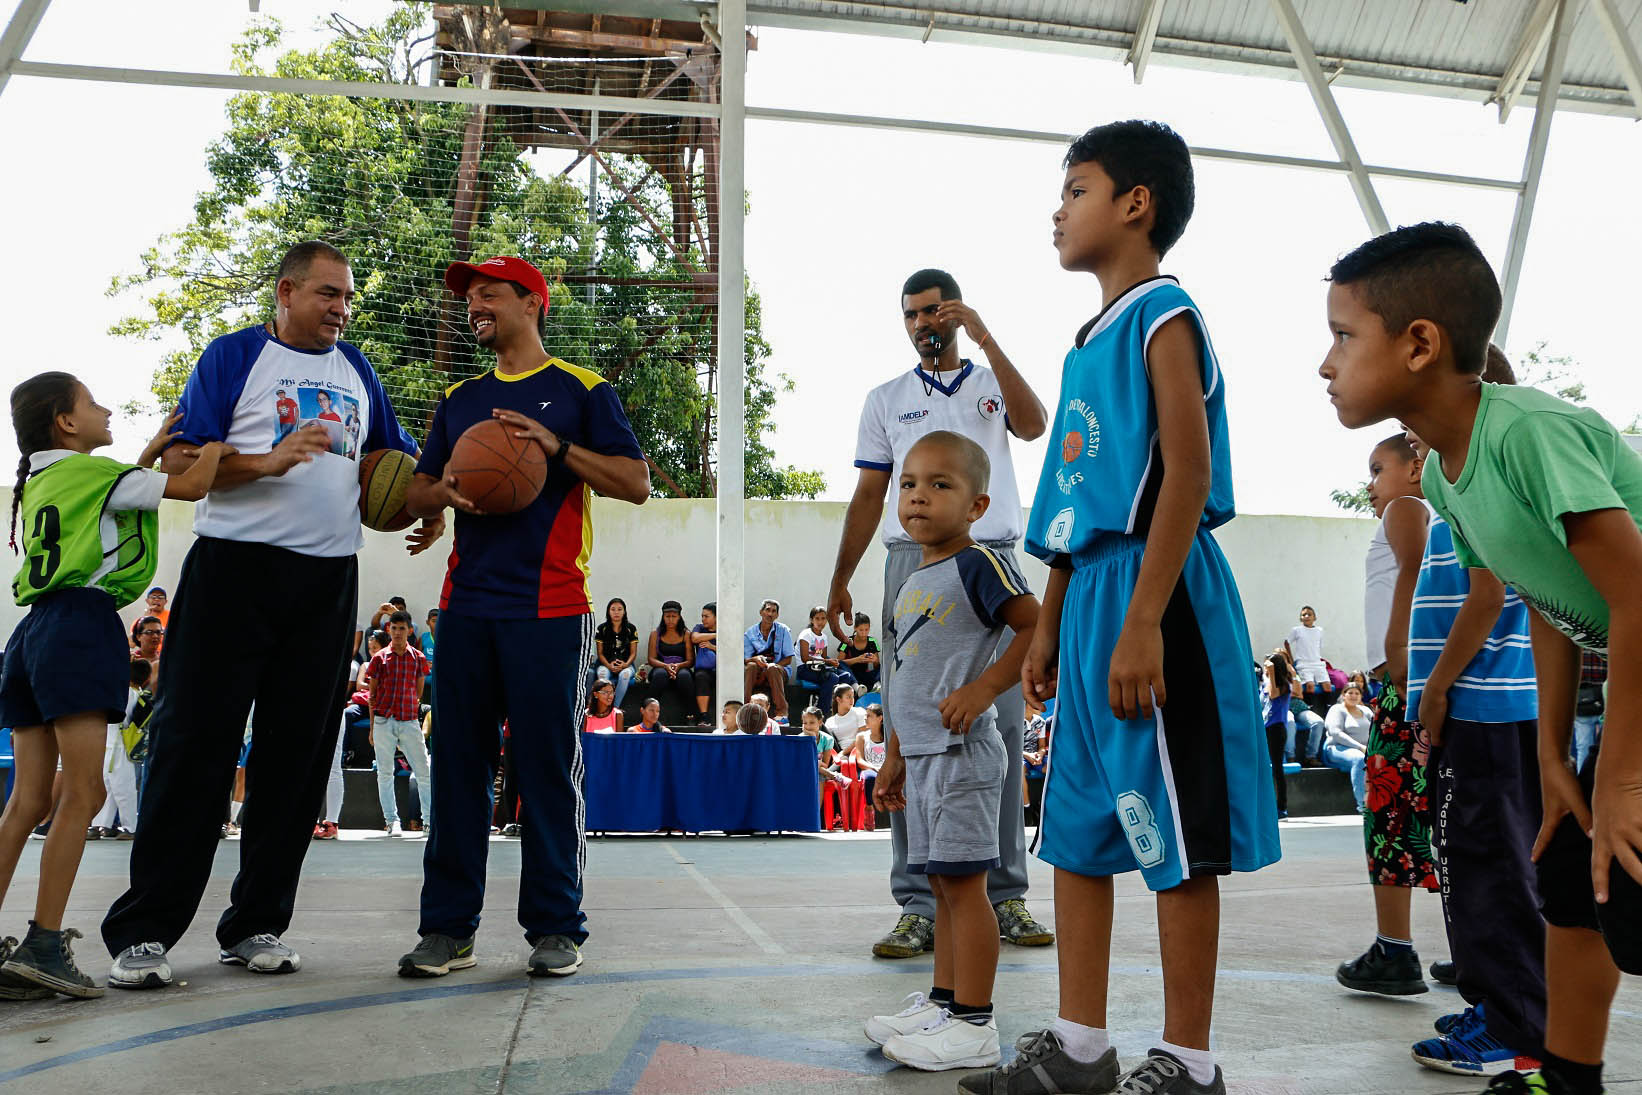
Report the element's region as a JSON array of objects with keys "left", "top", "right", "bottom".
[{"left": 839, "top": 757, "right": 867, "bottom": 831}]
